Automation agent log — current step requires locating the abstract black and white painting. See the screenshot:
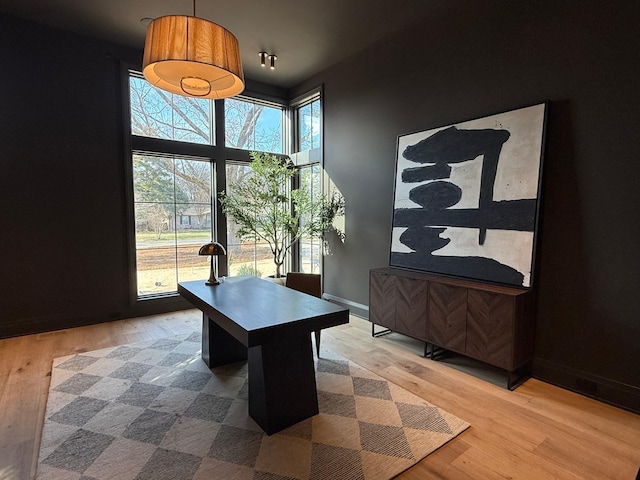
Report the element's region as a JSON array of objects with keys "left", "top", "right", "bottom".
[{"left": 390, "top": 103, "right": 547, "bottom": 288}]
